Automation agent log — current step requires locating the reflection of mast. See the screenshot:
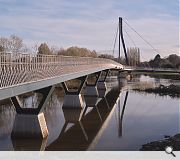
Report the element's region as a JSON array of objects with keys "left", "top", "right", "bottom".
[{"left": 119, "top": 91, "right": 129, "bottom": 137}]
